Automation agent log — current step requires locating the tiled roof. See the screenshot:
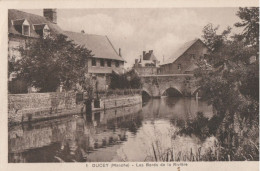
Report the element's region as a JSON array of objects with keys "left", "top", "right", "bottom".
[
  {"left": 12, "top": 19, "right": 26, "bottom": 25},
  {"left": 161, "top": 38, "right": 201, "bottom": 65},
  {"left": 8, "top": 9, "right": 63, "bottom": 38},
  {"left": 9, "top": 9, "right": 124, "bottom": 62},
  {"left": 64, "top": 31, "right": 125, "bottom": 61}
]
